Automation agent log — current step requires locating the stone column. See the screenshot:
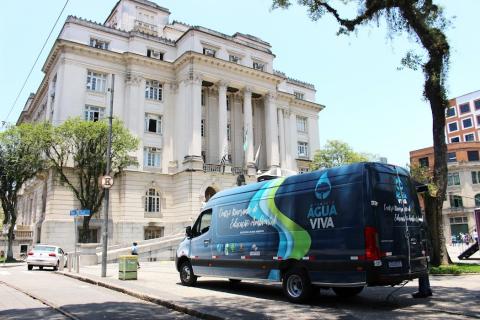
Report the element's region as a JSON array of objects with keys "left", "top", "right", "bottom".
[
  {"left": 218, "top": 81, "right": 228, "bottom": 163},
  {"left": 264, "top": 92, "right": 280, "bottom": 168},
  {"left": 278, "top": 108, "right": 286, "bottom": 168},
  {"left": 289, "top": 111, "right": 298, "bottom": 171},
  {"left": 182, "top": 72, "right": 203, "bottom": 170},
  {"left": 243, "top": 87, "right": 255, "bottom": 174},
  {"left": 308, "top": 116, "right": 320, "bottom": 161}
]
